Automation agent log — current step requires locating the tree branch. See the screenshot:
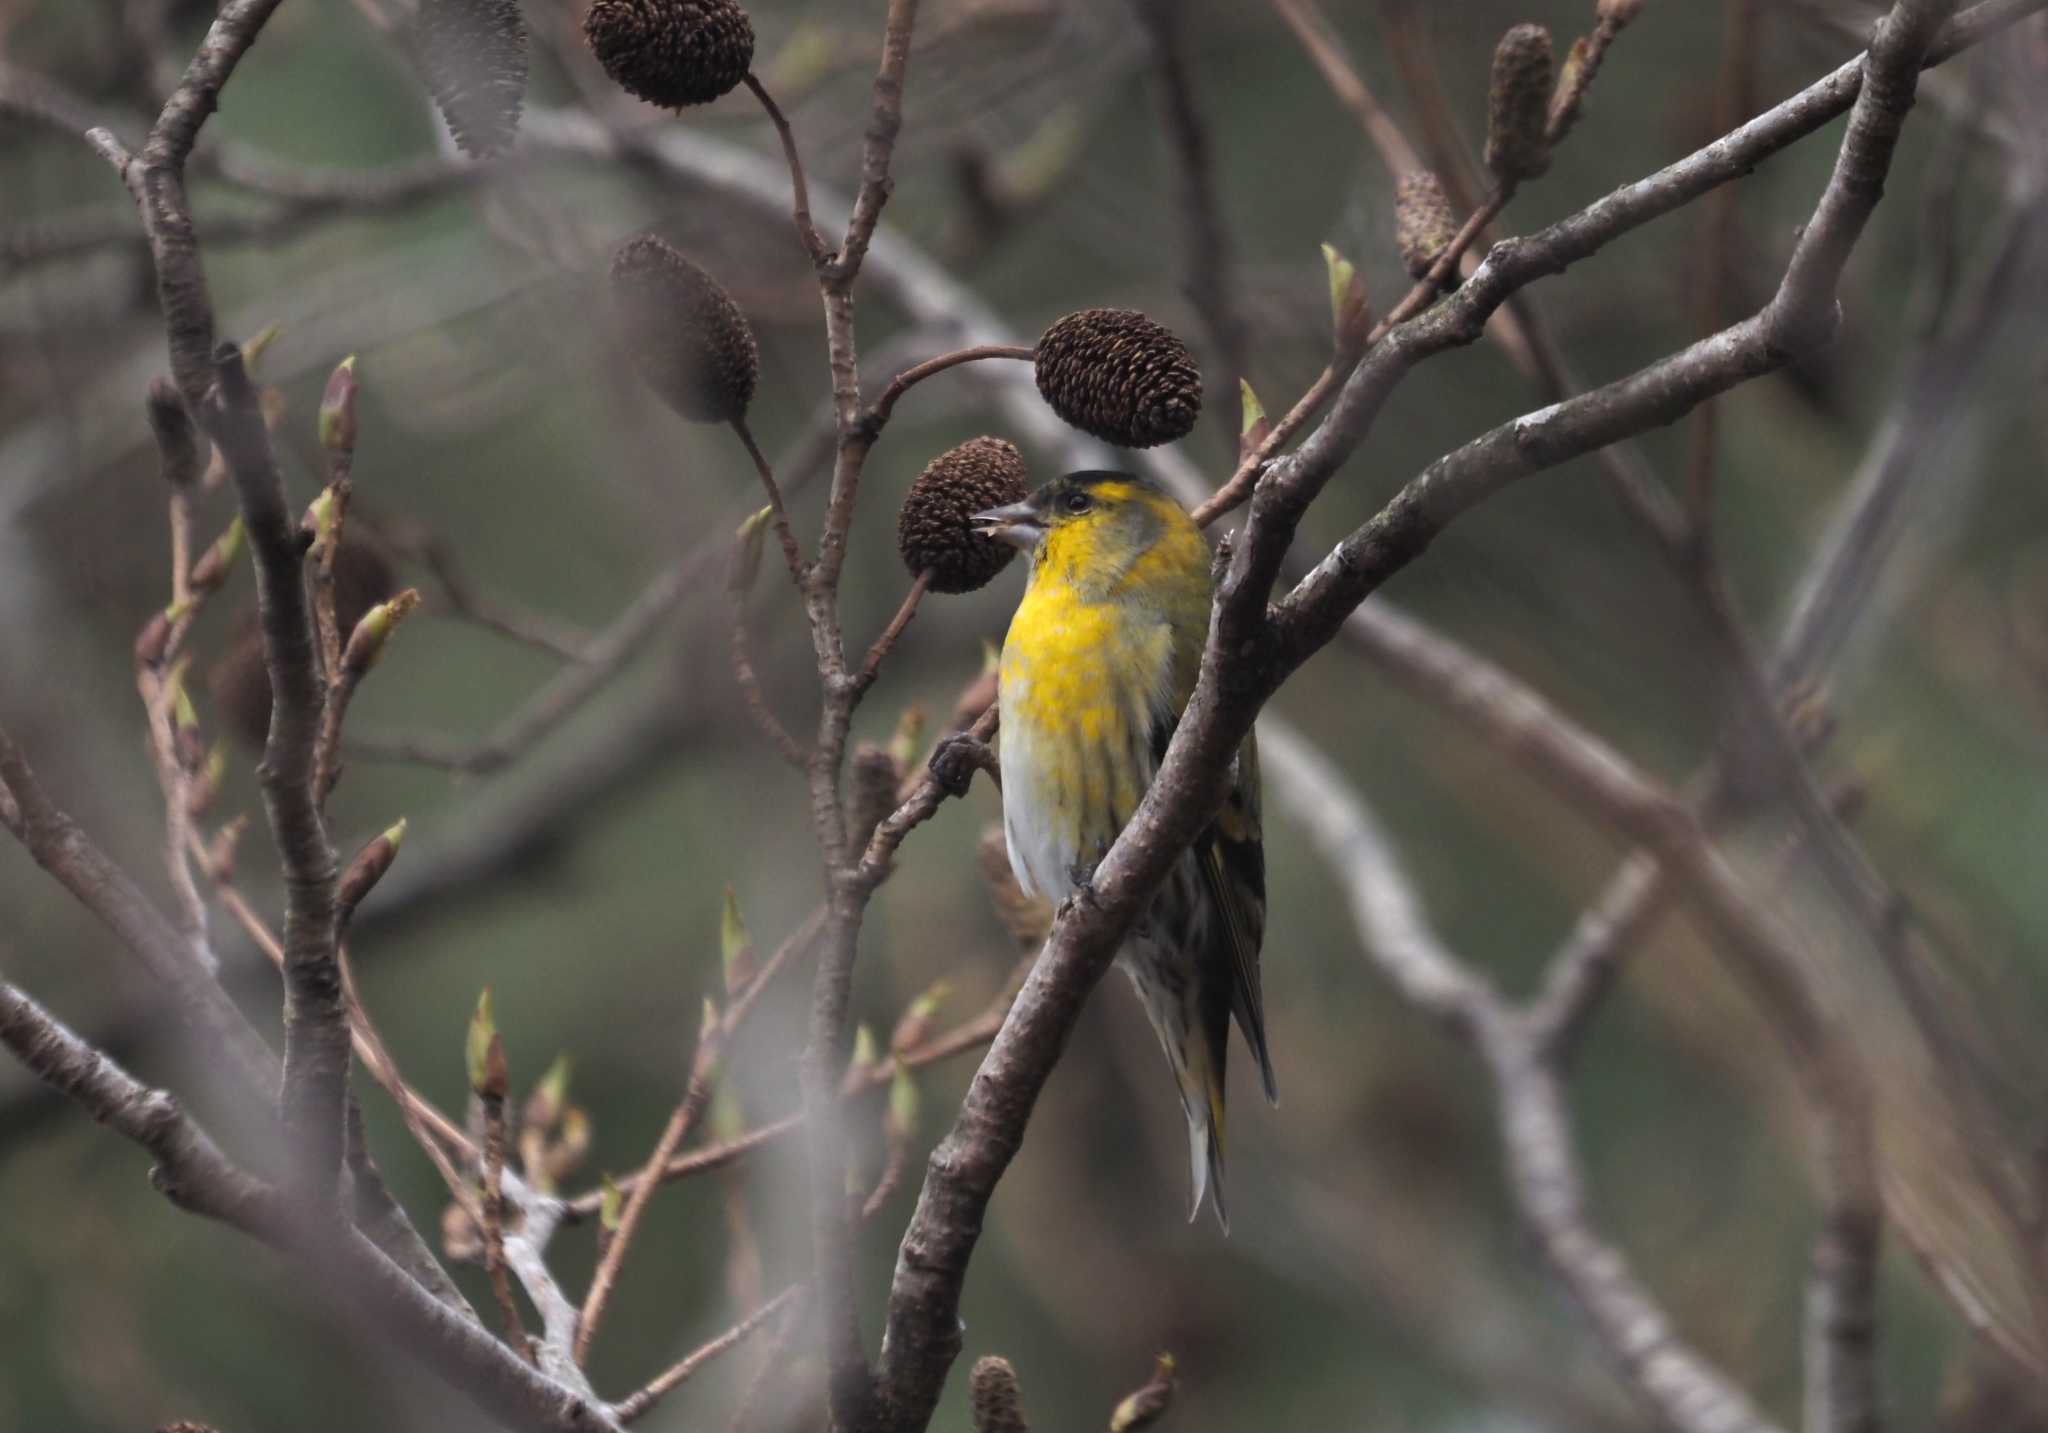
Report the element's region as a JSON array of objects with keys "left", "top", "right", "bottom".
[
  {"left": 870, "top": 0, "right": 1985, "bottom": 1419},
  {"left": 0, "top": 724, "right": 276, "bottom": 1097},
  {"left": 203, "top": 340, "right": 349, "bottom": 1203}
]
